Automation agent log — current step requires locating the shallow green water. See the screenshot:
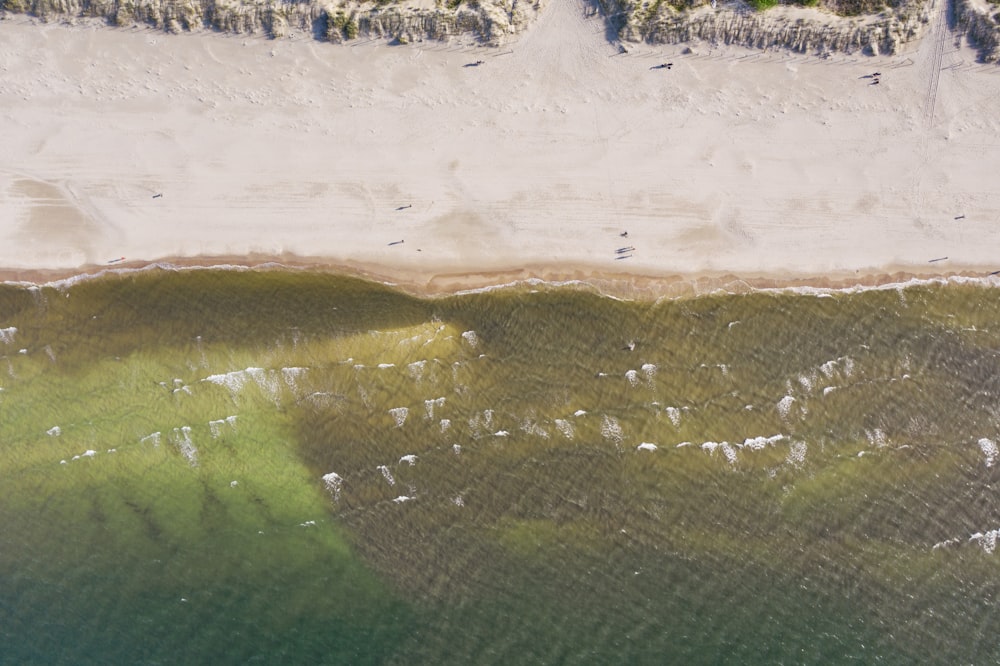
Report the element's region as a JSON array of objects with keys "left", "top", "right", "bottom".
[{"left": 3, "top": 269, "right": 1000, "bottom": 663}]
